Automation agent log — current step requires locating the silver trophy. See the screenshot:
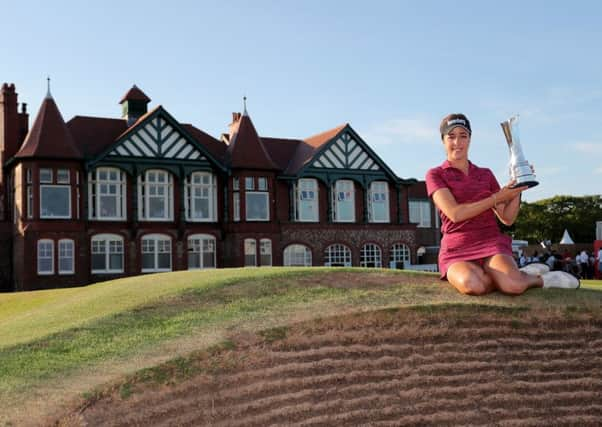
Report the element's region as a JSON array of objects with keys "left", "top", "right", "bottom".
[{"left": 500, "top": 115, "right": 538, "bottom": 188}]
